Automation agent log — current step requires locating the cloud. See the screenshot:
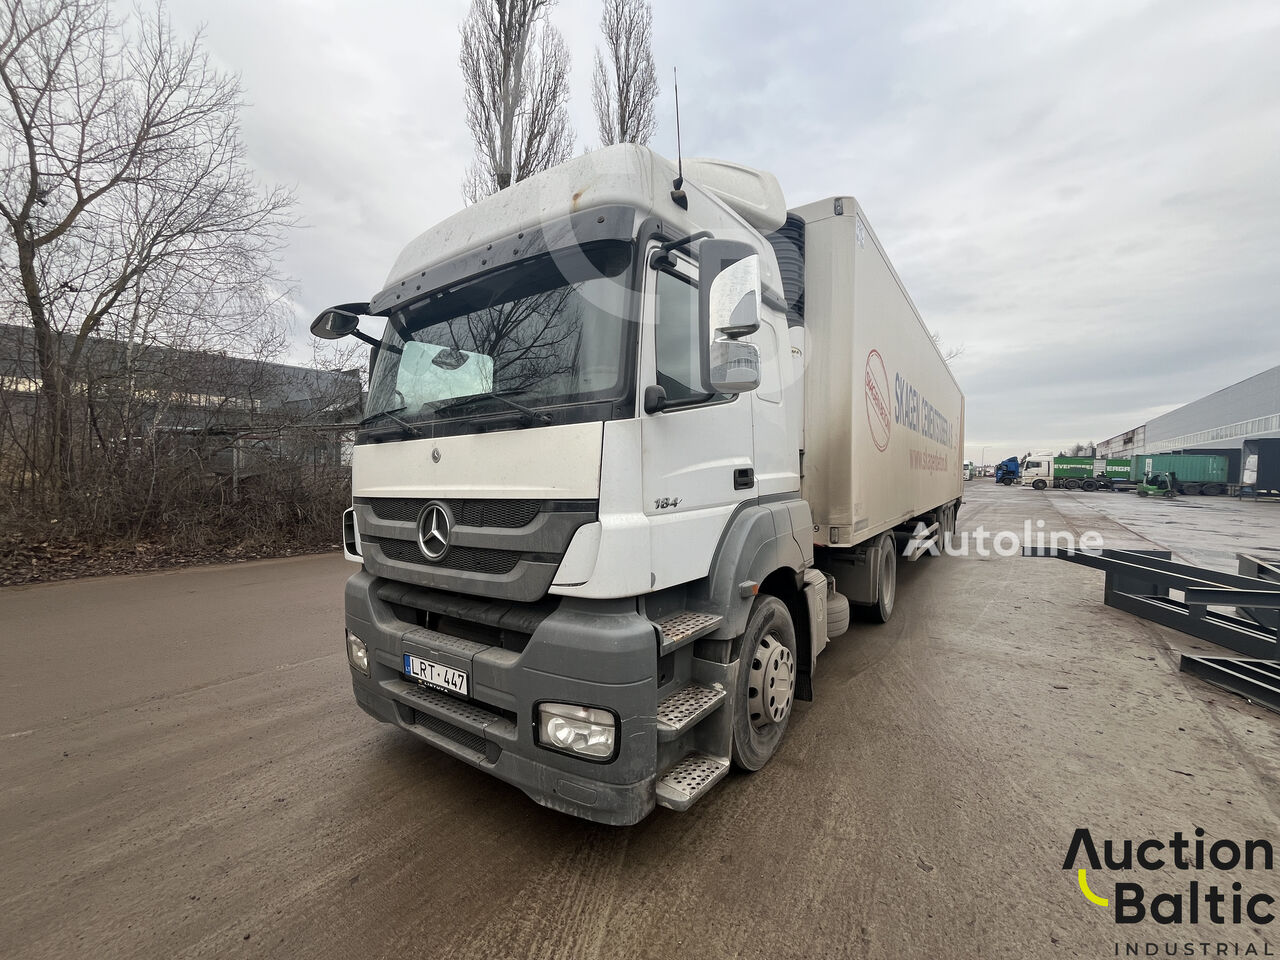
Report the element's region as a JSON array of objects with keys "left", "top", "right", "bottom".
[{"left": 156, "top": 0, "right": 1280, "bottom": 457}]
